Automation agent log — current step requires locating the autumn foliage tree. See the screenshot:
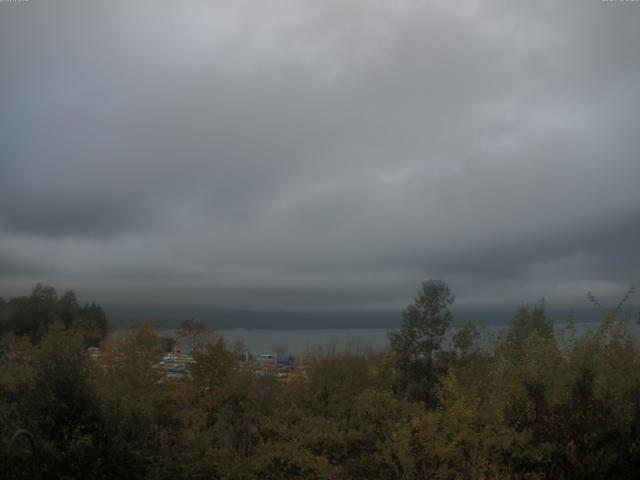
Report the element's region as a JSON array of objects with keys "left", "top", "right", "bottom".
[{"left": 388, "top": 279, "right": 455, "bottom": 404}]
